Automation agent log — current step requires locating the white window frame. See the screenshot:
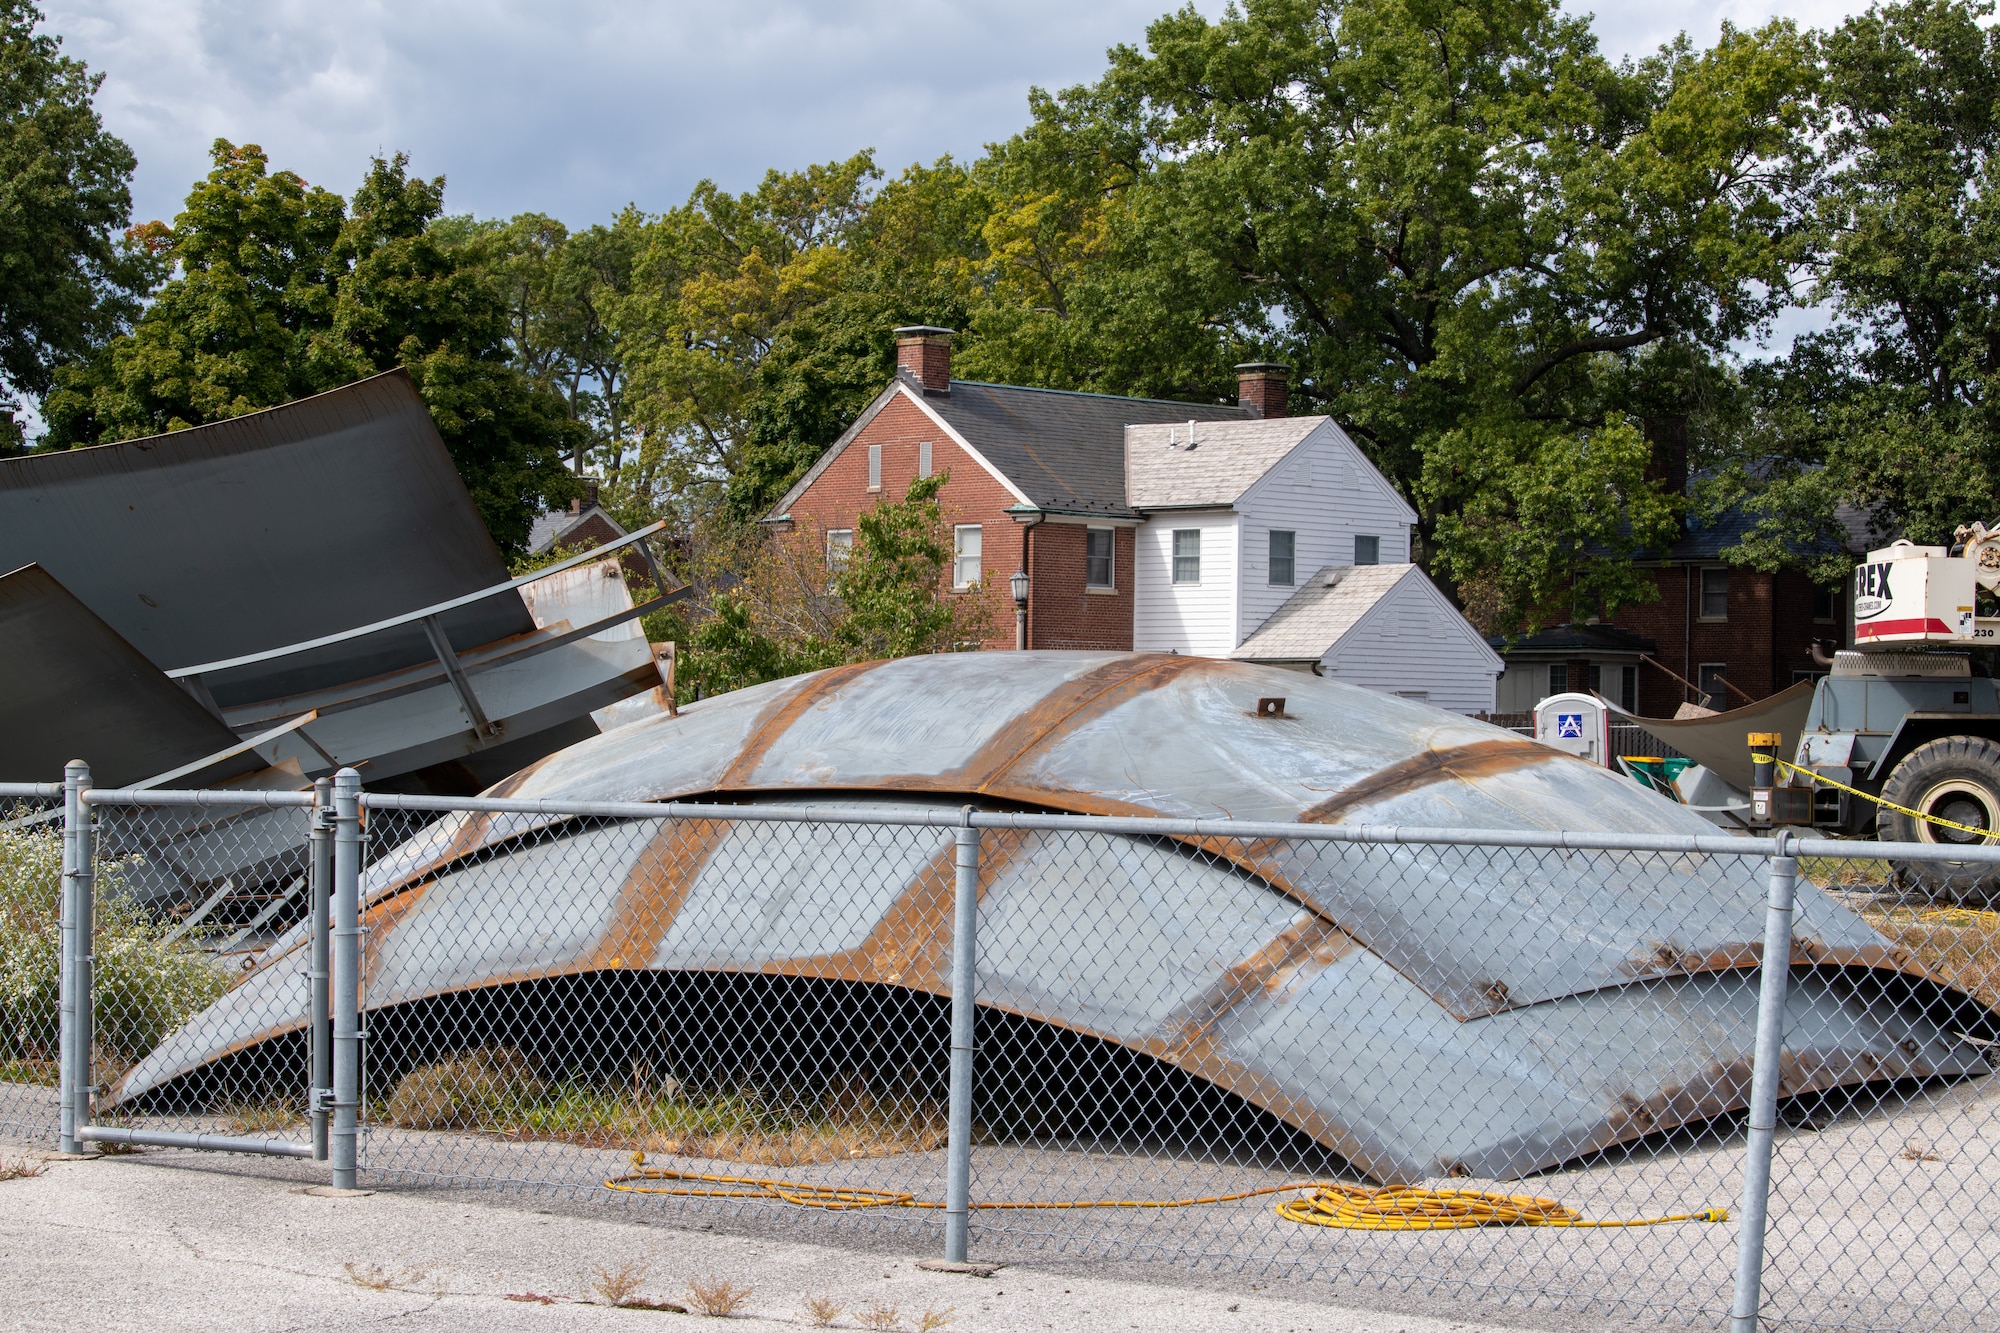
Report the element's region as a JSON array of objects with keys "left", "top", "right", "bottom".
[
  {"left": 1268, "top": 529, "right": 1296, "bottom": 586},
  {"left": 1354, "top": 534, "right": 1380, "bottom": 566},
  {"left": 868, "top": 443, "right": 882, "bottom": 492},
  {"left": 1172, "top": 529, "right": 1201, "bottom": 585},
  {"left": 1085, "top": 526, "right": 1115, "bottom": 590},
  {"left": 953, "top": 524, "right": 982, "bottom": 591},
  {"left": 825, "top": 528, "right": 852, "bottom": 568},
  {"left": 1699, "top": 566, "right": 1729, "bottom": 621}
]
